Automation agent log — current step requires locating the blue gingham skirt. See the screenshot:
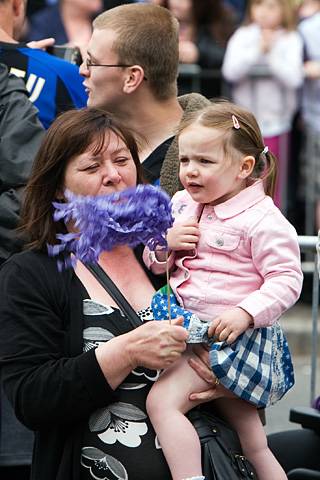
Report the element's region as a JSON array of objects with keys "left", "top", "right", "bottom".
[{"left": 151, "top": 287, "right": 294, "bottom": 408}]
